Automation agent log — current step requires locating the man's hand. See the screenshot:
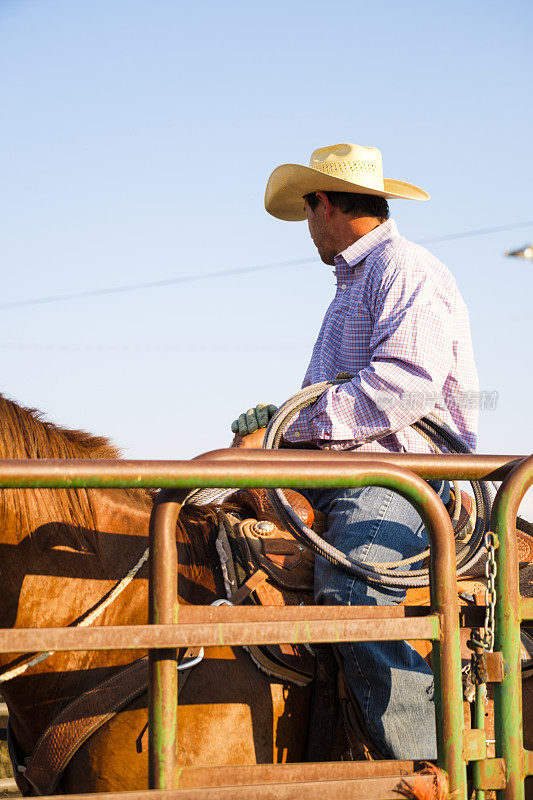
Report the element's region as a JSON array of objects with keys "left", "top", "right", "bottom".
[
  {"left": 230, "top": 403, "right": 278, "bottom": 449},
  {"left": 231, "top": 404, "right": 278, "bottom": 436}
]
